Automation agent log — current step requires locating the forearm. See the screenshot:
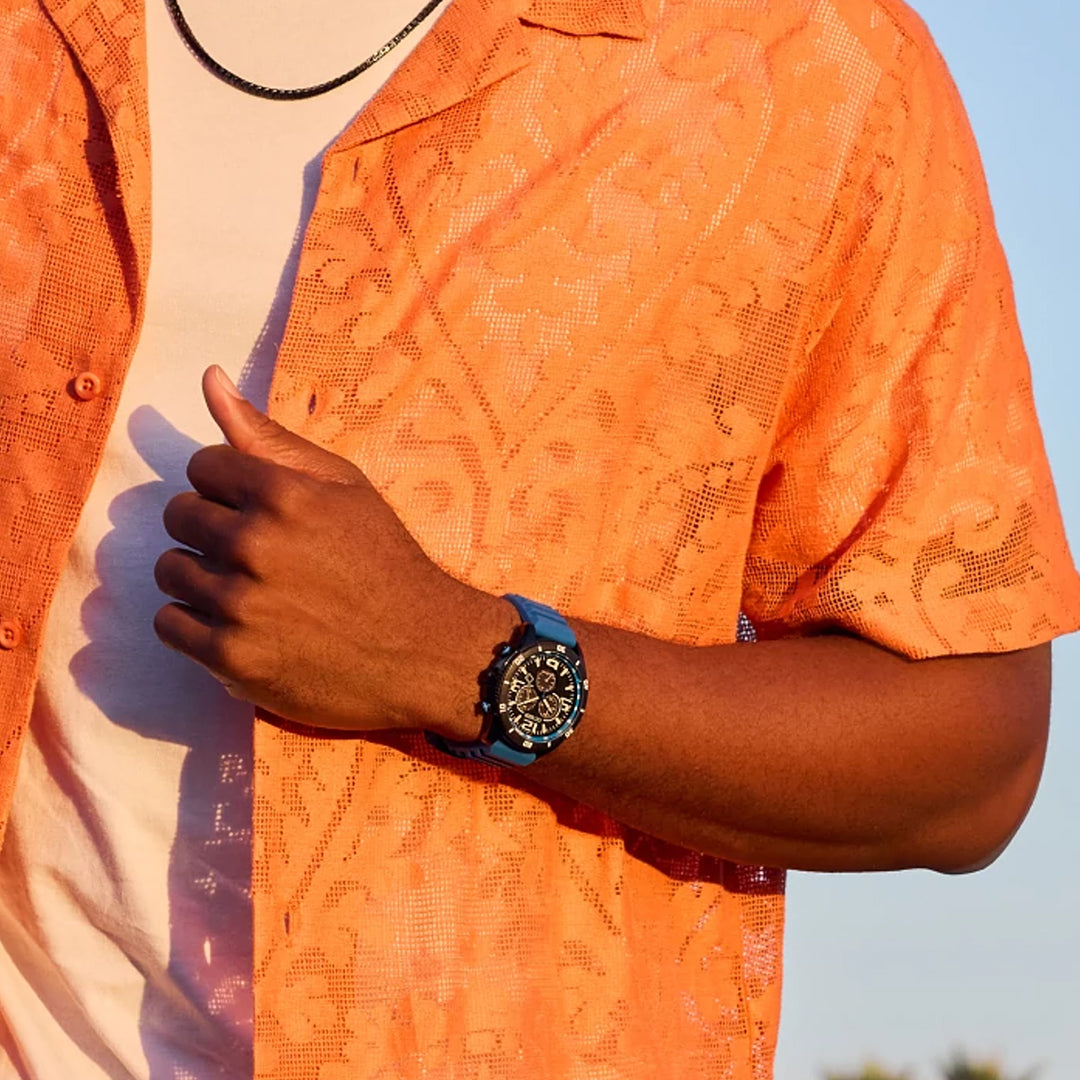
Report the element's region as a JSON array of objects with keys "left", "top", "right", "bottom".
[
  {"left": 163, "top": 372, "right": 1053, "bottom": 875},
  {"left": 435, "top": 593, "right": 1051, "bottom": 873}
]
